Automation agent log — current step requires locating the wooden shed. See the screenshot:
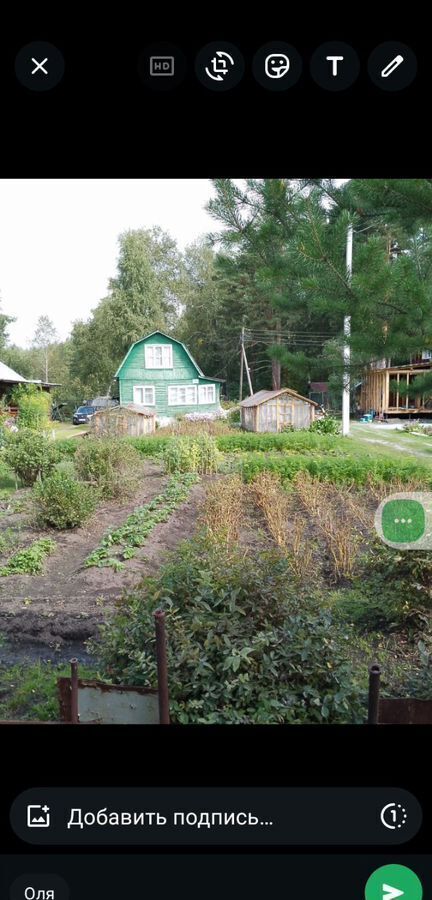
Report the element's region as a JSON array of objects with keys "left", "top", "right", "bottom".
[
  {"left": 240, "top": 388, "right": 318, "bottom": 432},
  {"left": 90, "top": 403, "right": 155, "bottom": 437}
]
